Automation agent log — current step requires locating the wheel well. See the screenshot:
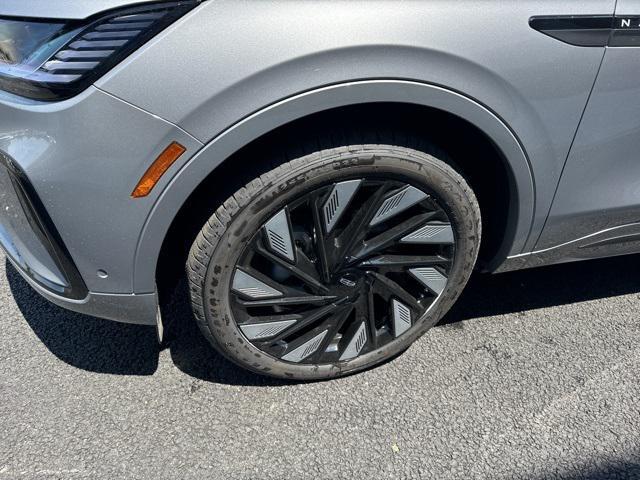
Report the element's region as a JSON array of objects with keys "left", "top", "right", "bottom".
[{"left": 157, "top": 103, "right": 514, "bottom": 296}]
